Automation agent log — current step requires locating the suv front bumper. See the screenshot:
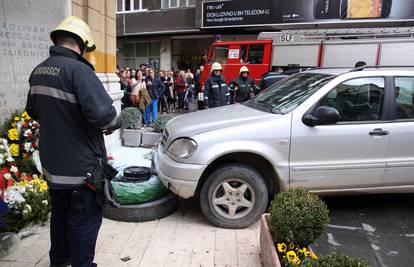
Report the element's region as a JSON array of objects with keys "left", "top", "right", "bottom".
[{"left": 153, "top": 146, "right": 206, "bottom": 199}]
